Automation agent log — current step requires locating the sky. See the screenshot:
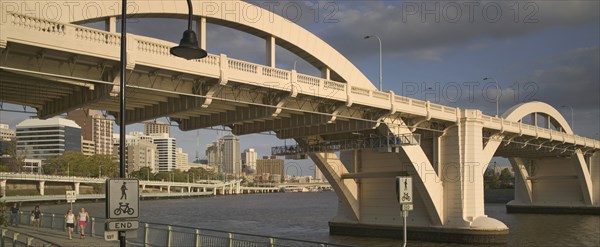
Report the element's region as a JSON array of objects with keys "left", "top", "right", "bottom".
[{"left": 1, "top": 0, "right": 599, "bottom": 176}]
